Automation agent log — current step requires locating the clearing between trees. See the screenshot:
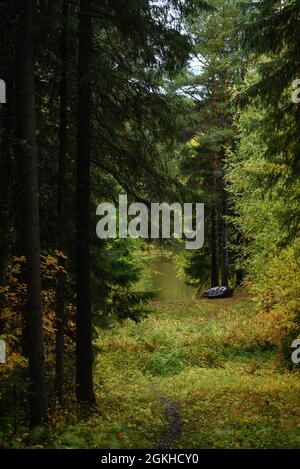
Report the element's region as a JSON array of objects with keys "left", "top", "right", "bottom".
[{"left": 48, "top": 292, "right": 300, "bottom": 449}]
